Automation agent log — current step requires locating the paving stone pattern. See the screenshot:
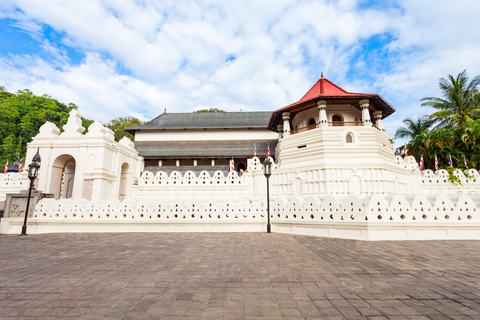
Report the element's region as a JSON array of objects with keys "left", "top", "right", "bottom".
[{"left": 1, "top": 233, "right": 480, "bottom": 319}]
